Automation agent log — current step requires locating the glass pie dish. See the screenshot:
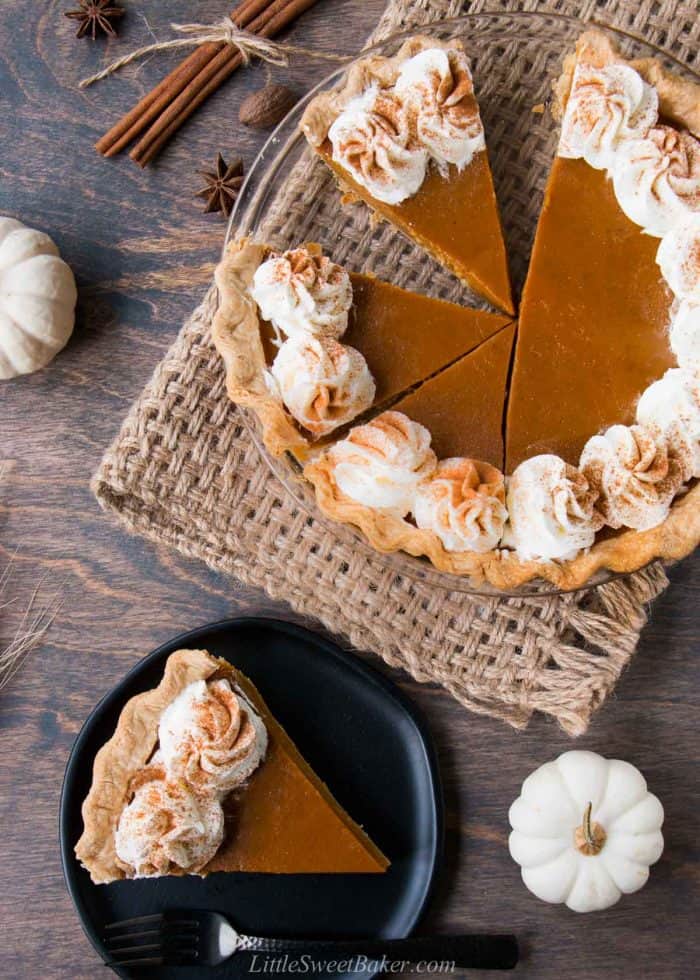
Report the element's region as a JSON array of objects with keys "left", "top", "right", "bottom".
[{"left": 224, "top": 11, "right": 699, "bottom": 597}]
